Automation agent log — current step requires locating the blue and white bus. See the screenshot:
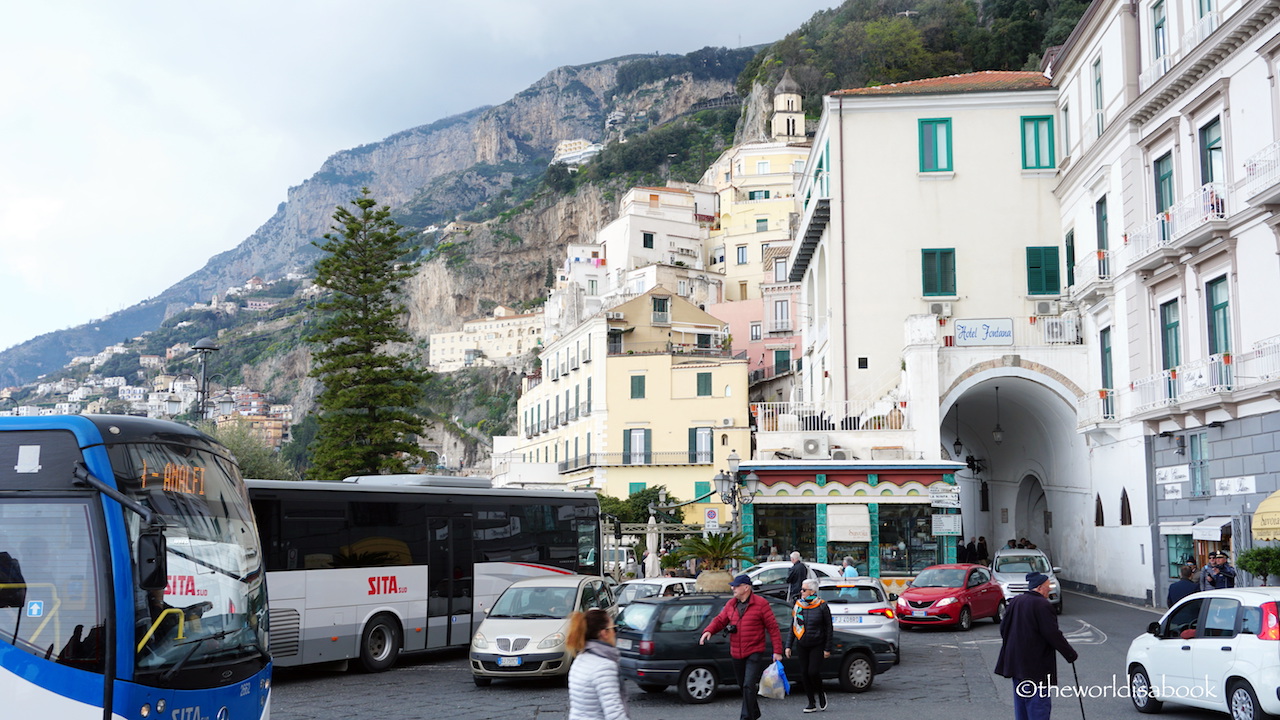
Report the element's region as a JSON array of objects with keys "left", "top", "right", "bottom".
[
  {"left": 247, "top": 476, "right": 600, "bottom": 671},
  {"left": 0, "top": 415, "right": 271, "bottom": 720}
]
